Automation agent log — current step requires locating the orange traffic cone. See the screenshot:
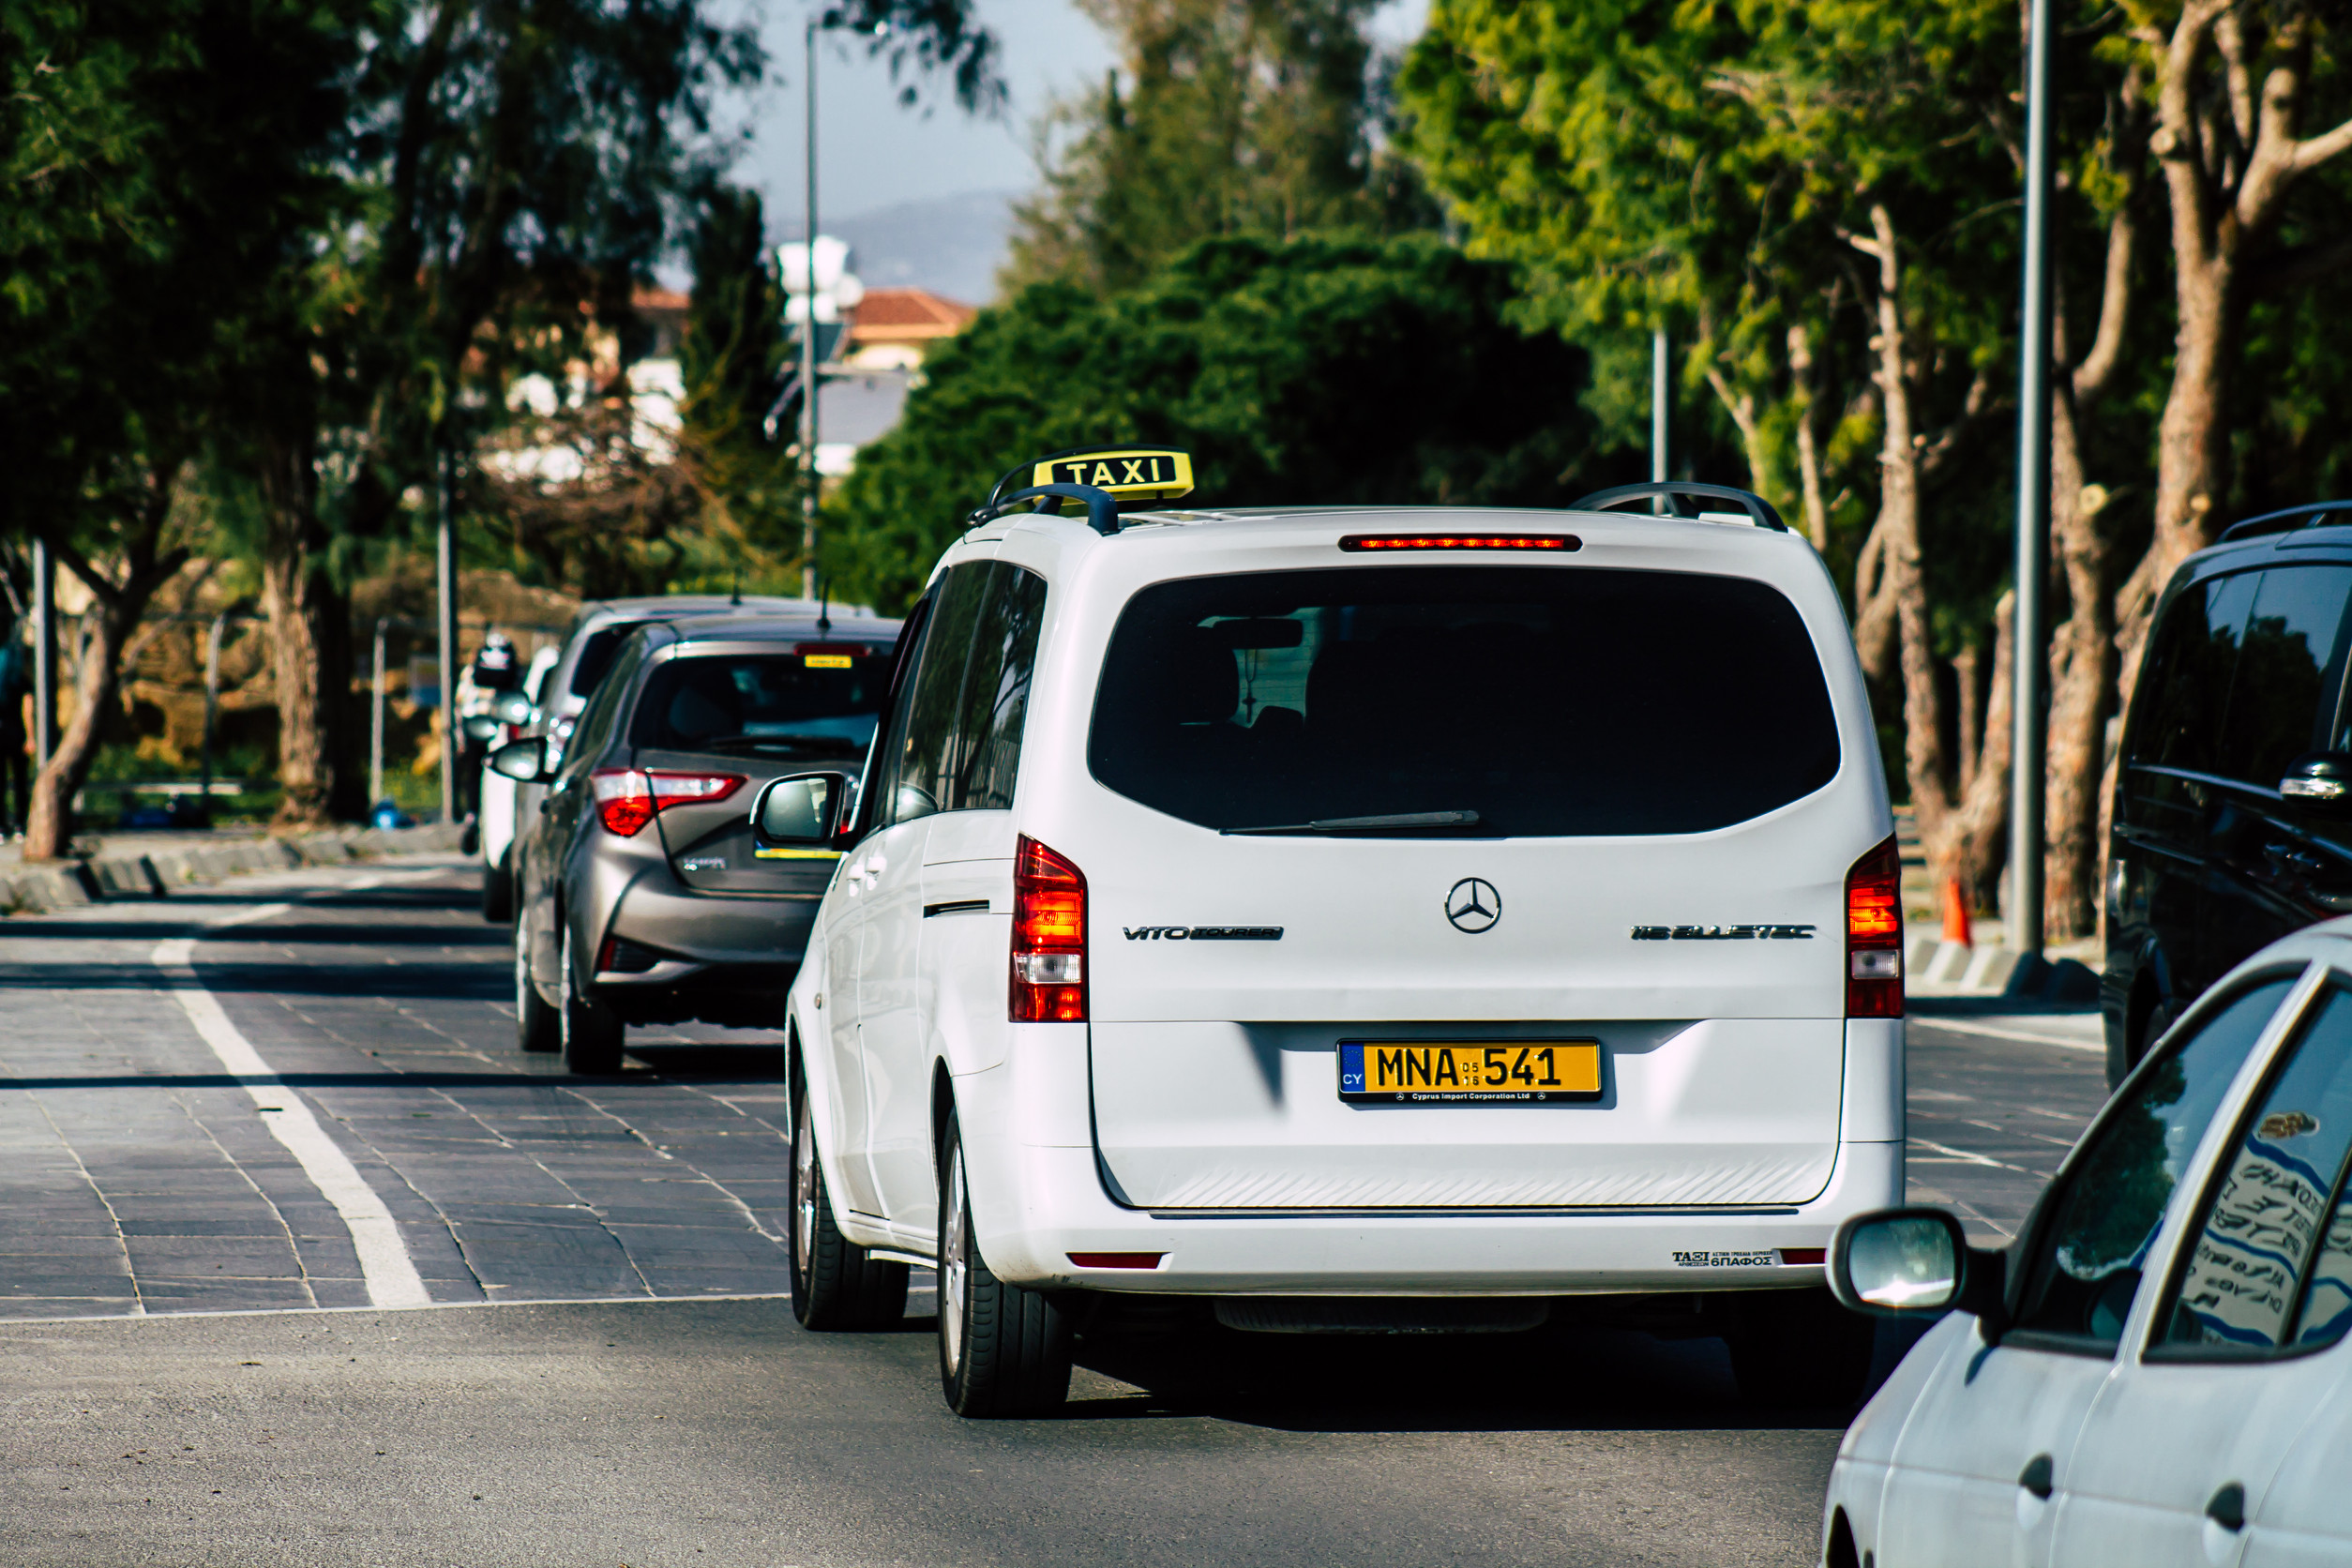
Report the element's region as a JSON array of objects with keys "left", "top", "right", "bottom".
[{"left": 1940, "top": 874, "right": 1973, "bottom": 948}]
